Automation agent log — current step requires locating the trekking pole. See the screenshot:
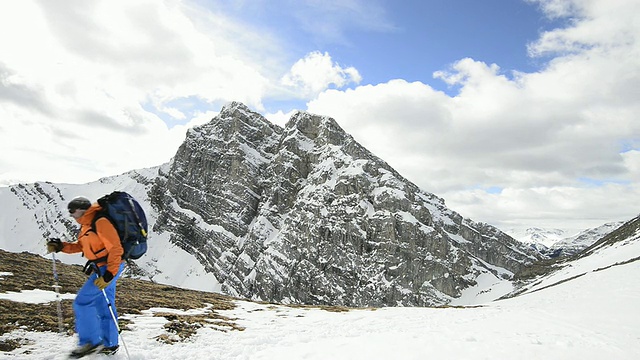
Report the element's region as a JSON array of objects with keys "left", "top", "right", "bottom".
[
  {"left": 50, "top": 252, "right": 64, "bottom": 334},
  {"left": 101, "top": 289, "right": 131, "bottom": 360}
]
